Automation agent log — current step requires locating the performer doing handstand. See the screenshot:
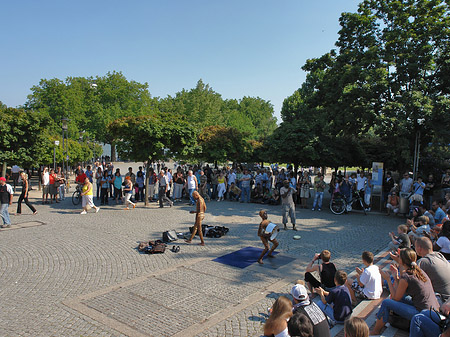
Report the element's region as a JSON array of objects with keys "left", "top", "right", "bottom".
[{"left": 257, "top": 210, "right": 279, "bottom": 264}]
